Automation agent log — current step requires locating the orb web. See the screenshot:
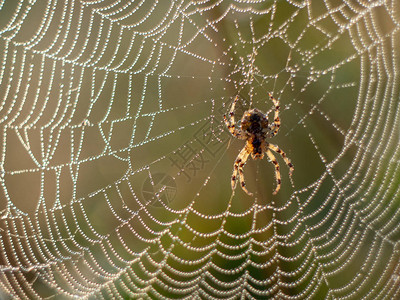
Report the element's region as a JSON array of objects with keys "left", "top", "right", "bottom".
[{"left": 0, "top": 0, "right": 399, "bottom": 299}]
